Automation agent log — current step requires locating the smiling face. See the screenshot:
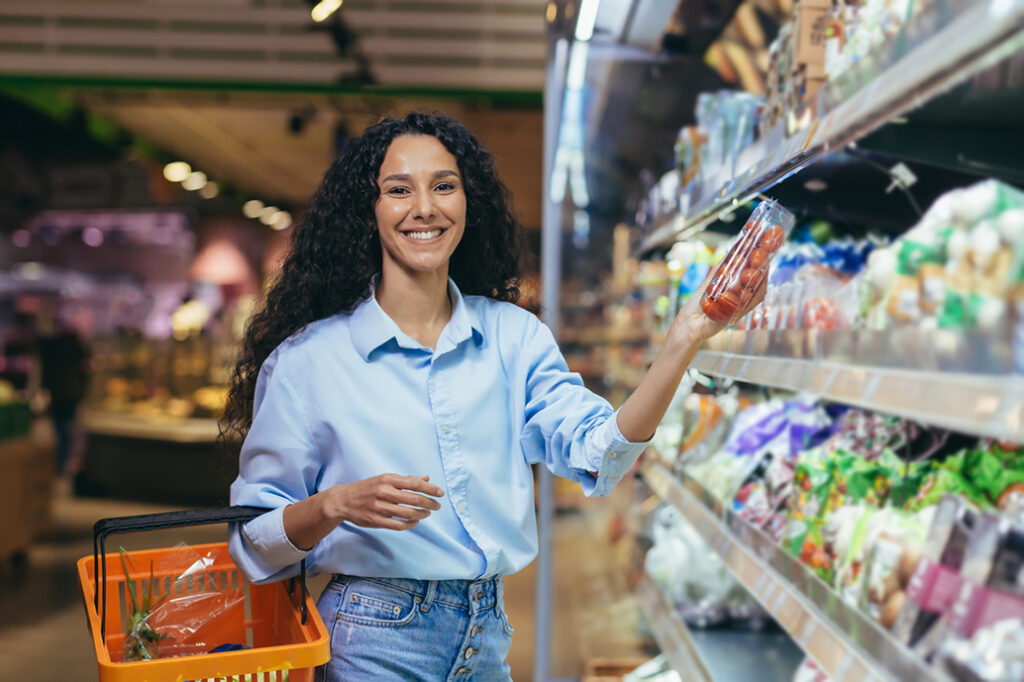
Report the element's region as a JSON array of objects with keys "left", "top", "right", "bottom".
[{"left": 374, "top": 134, "right": 467, "bottom": 281}]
